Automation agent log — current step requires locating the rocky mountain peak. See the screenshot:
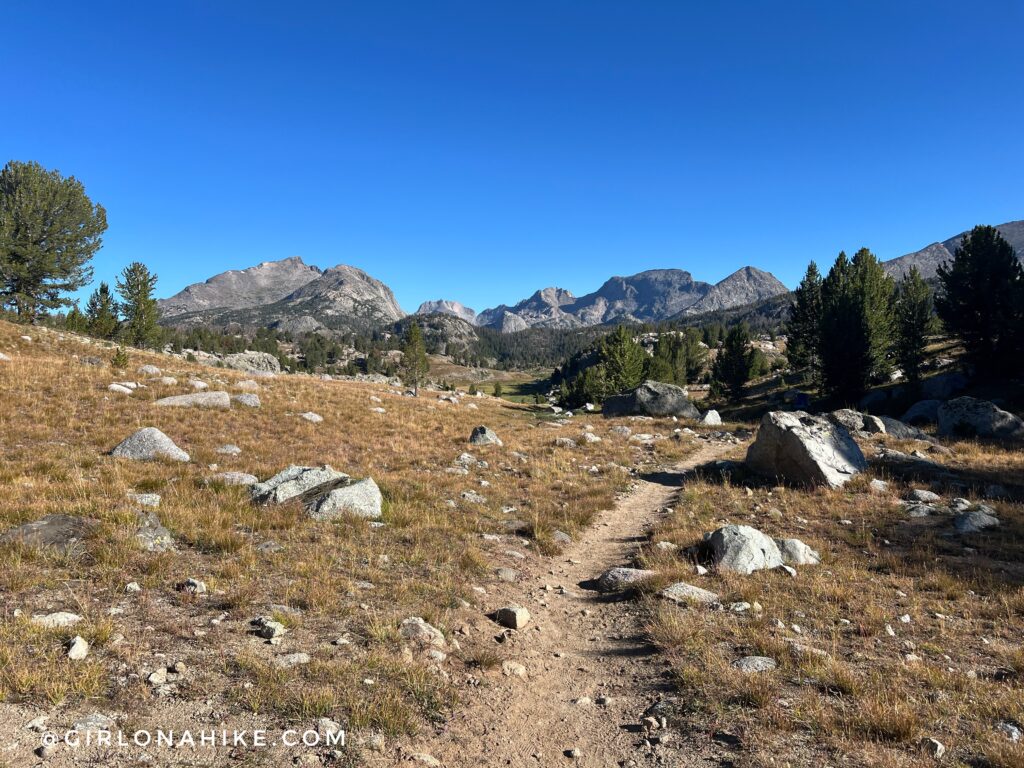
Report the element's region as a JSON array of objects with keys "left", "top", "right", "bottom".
[{"left": 158, "top": 256, "right": 322, "bottom": 318}]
